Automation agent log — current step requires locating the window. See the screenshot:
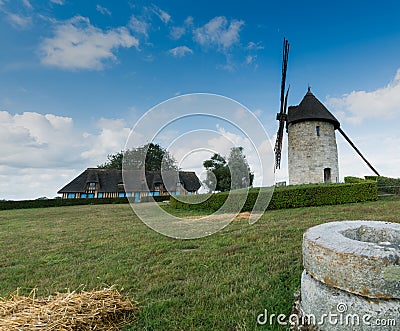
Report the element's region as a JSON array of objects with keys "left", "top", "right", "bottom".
[
  {"left": 88, "top": 182, "right": 96, "bottom": 188},
  {"left": 118, "top": 192, "right": 125, "bottom": 198},
  {"left": 98, "top": 192, "right": 104, "bottom": 198},
  {"left": 316, "top": 126, "right": 320, "bottom": 136},
  {"left": 81, "top": 193, "right": 87, "bottom": 198},
  {"left": 126, "top": 192, "right": 132, "bottom": 197},
  {"left": 175, "top": 191, "right": 181, "bottom": 196},
  {"left": 176, "top": 182, "right": 181, "bottom": 187},
  {"left": 154, "top": 191, "right": 160, "bottom": 196},
  {"left": 87, "top": 193, "right": 94, "bottom": 198},
  {"left": 134, "top": 192, "right": 140, "bottom": 202},
  {"left": 67, "top": 193, "right": 76, "bottom": 199}
]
